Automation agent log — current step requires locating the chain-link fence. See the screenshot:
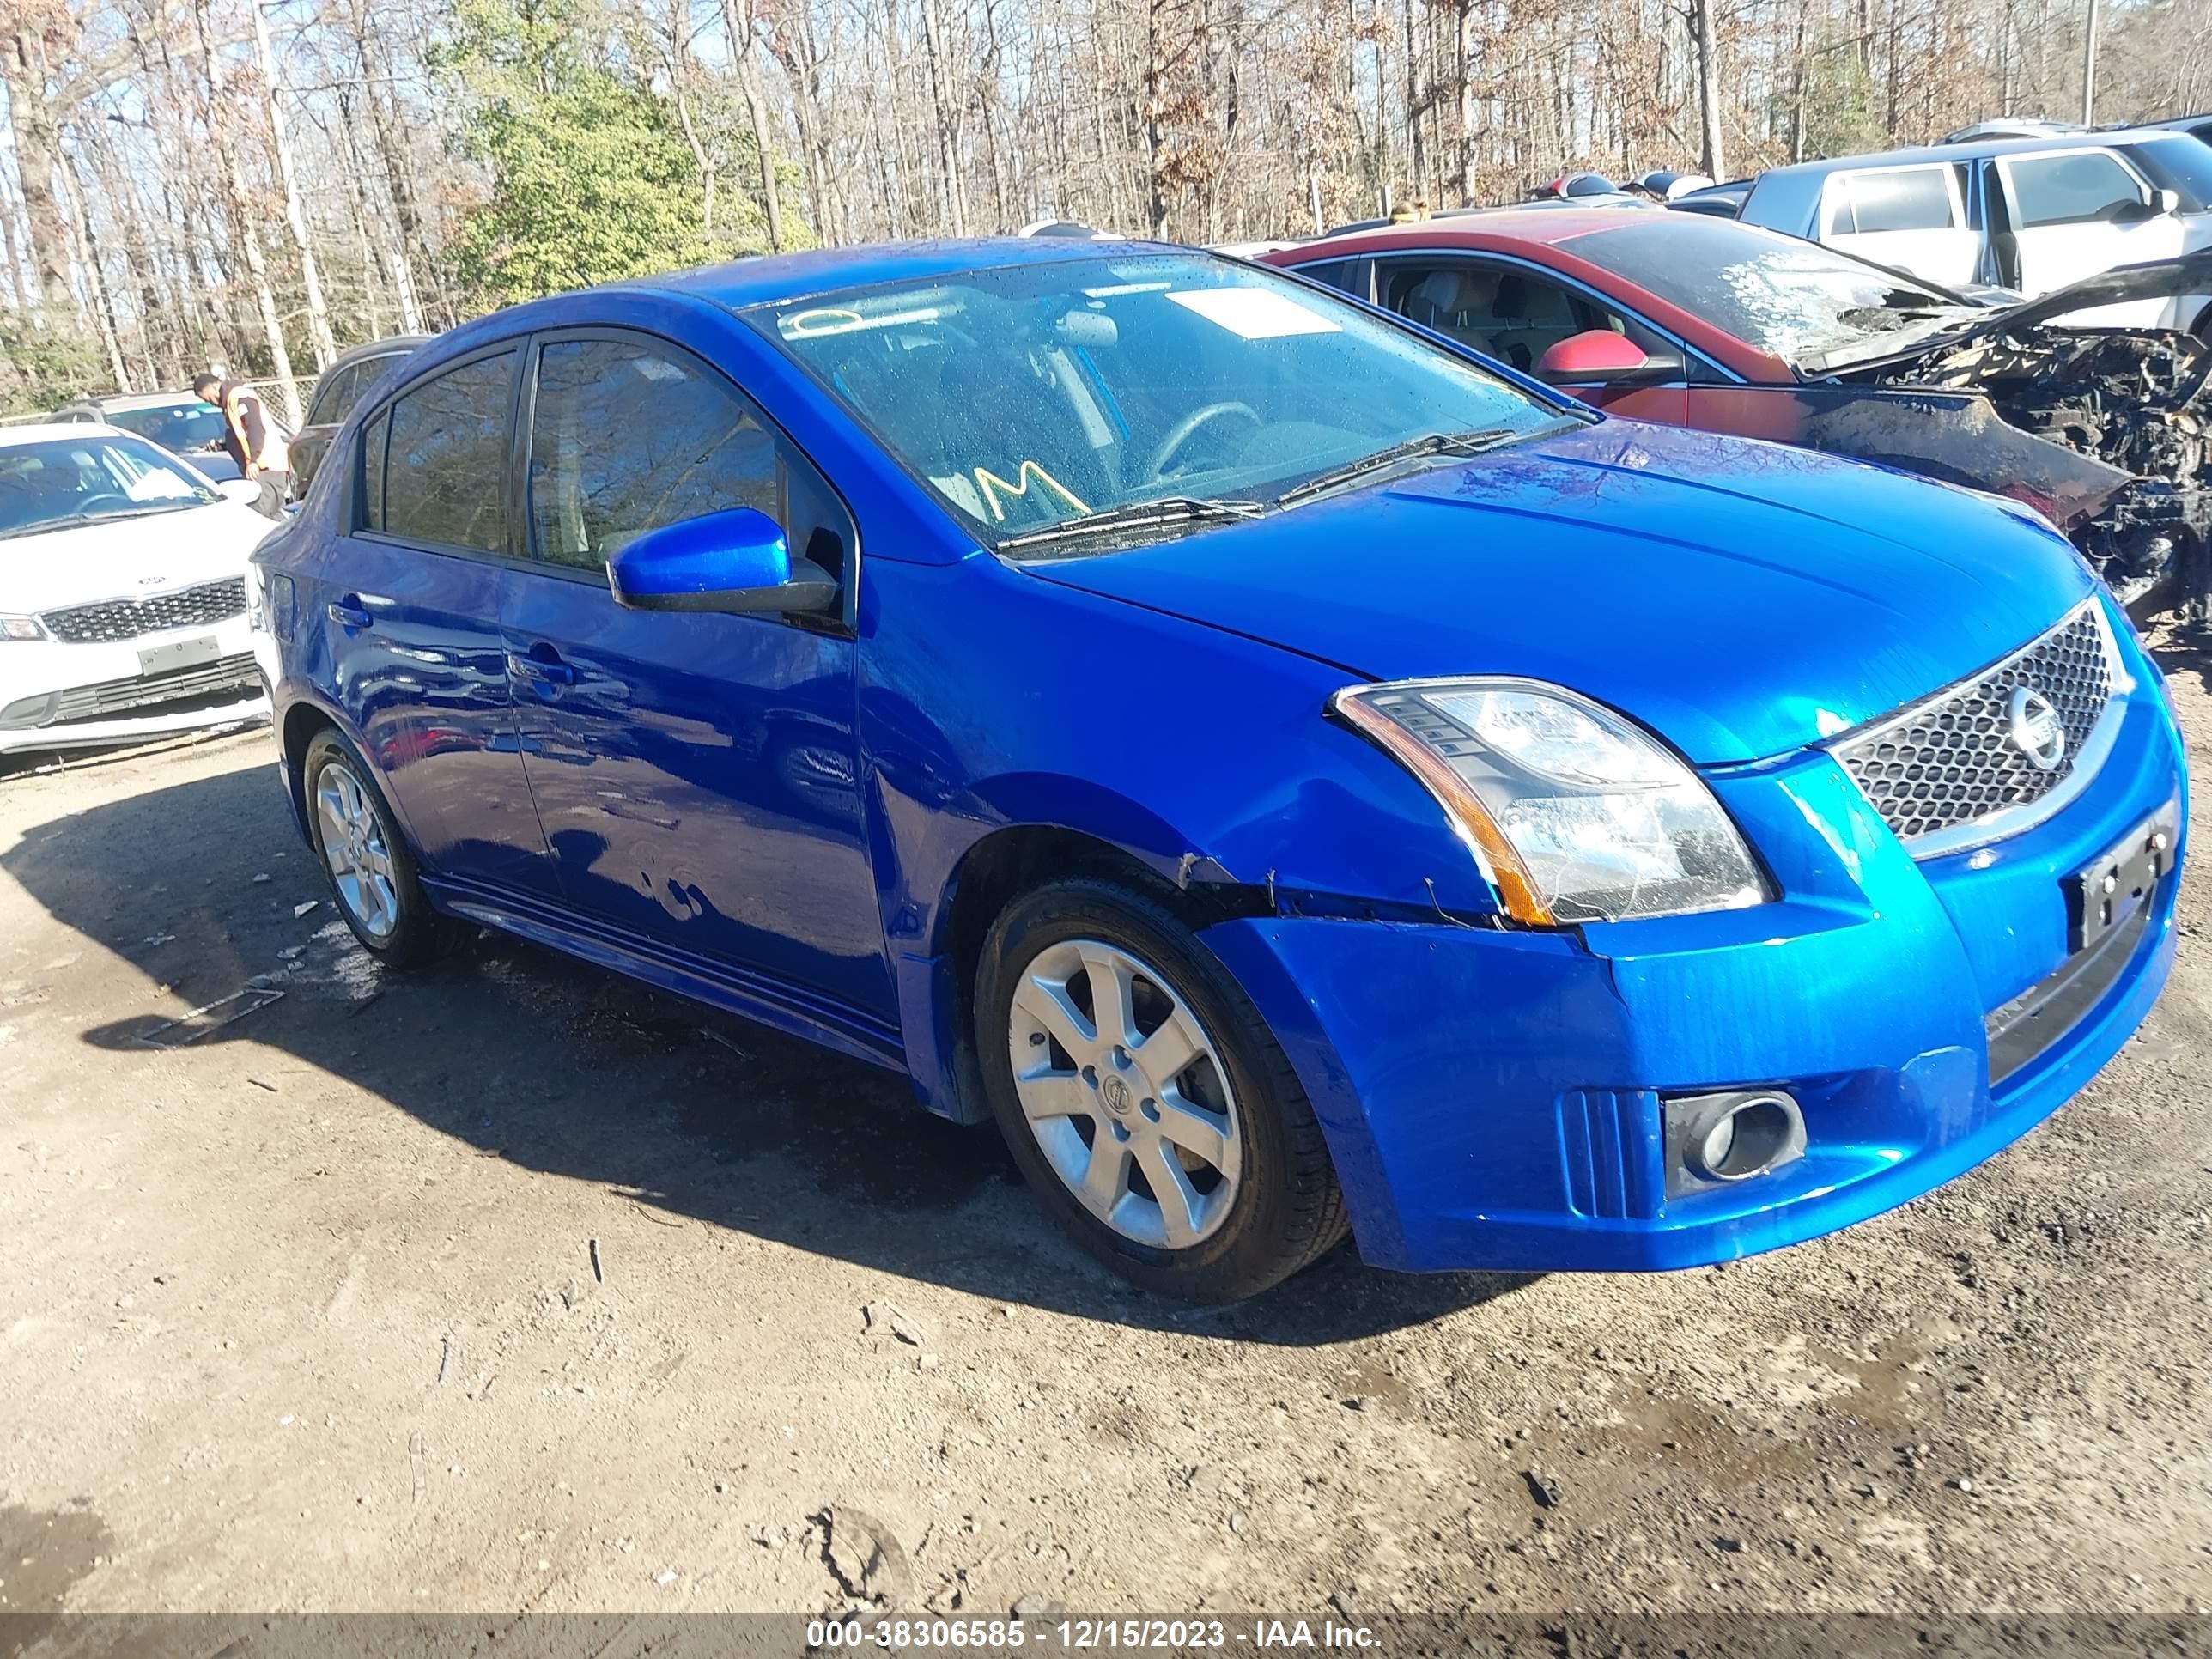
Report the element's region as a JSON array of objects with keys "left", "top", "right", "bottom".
[{"left": 239, "top": 374, "right": 318, "bottom": 430}]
